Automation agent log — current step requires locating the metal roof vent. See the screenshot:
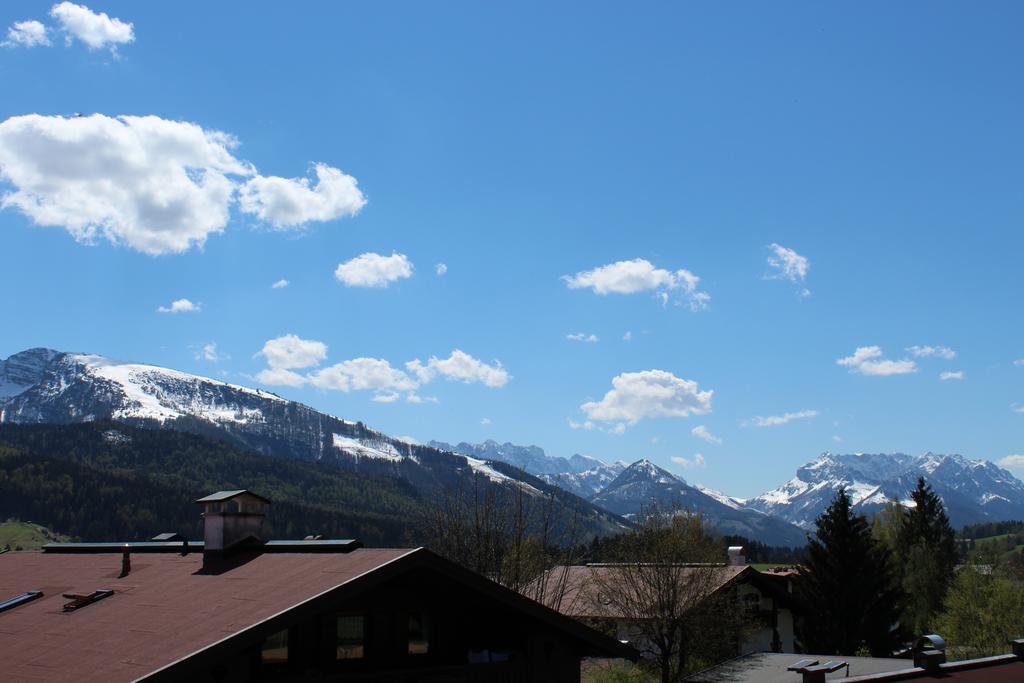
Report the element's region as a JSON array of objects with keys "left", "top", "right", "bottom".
[
  {"left": 727, "top": 545, "right": 746, "bottom": 566},
  {"left": 912, "top": 634, "right": 947, "bottom": 670}
]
